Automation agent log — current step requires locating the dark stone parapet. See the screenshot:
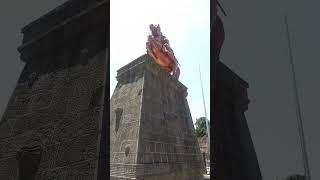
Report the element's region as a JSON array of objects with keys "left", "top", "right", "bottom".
[
  {"left": 117, "top": 54, "right": 147, "bottom": 76},
  {"left": 214, "top": 60, "right": 249, "bottom": 106},
  {"left": 17, "top": 0, "right": 107, "bottom": 66},
  {"left": 21, "top": 0, "right": 107, "bottom": 44},
  {"left": 116, "top": 54, "right": 188, "bottom": 96}
]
